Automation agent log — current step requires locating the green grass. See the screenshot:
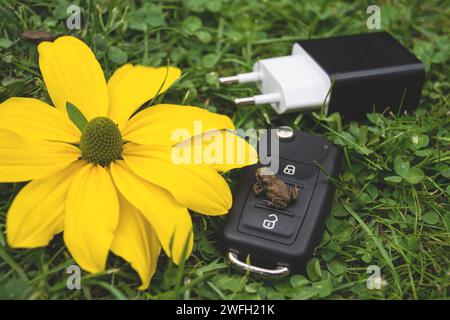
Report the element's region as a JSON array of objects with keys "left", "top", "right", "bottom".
[{"left": 0, "top": 0, "right": 449, "bottom": 300}]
